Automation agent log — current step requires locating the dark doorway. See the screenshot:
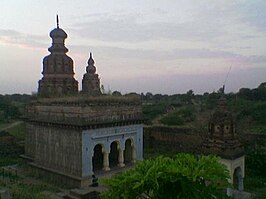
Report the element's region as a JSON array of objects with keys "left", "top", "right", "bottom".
[
  {"left": 92, "top": 144, "right": 103, "bottom": 172},
  {"left": 124, "top": 139, "right": 133, "bottom": 164},
  {"left": 233, "top": 167, "right": 243, "bottom": 190},
  {"left": 109, "top": 141, "right": 119, "bottom": 168}
]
